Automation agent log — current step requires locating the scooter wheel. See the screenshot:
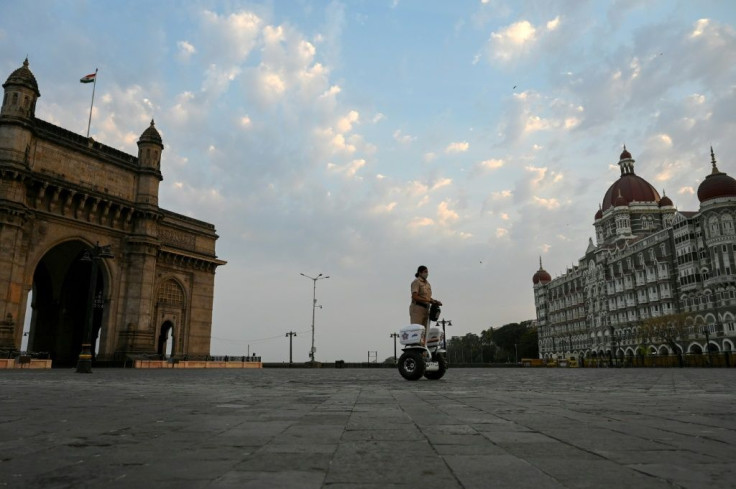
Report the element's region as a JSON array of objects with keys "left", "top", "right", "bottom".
[
  {"left": 398, "top": 350, "right": 425, "bottom": 381},
  {"left": 424, "top": 353, "right": 447, "bottom": 380}
]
